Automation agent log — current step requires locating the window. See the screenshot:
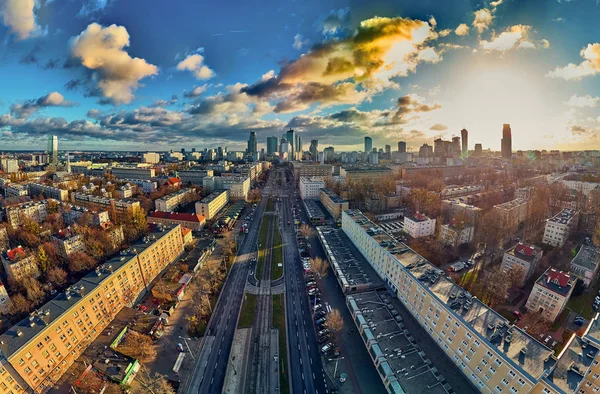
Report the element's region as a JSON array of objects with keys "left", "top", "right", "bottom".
[
  {"left": 509, "top": 370, "right": 516, "bottom": 379},
  {"left": 495, "top": 386, "right": 502, "bottom": 393},
  {"left": 486, "top": 350, "right": 493, "bottom": 358},
  {"left": 510, "top": 388, "right": 518, "bottom": 394},
  {"left": 517, "top": 378, "right": 525, "bottom": 386},
  {"left": 489, "top": 367, "right": 496, "bottom": 374},
  {"left": 495, "top": 358, "right": 503, "bottom": 367},
  {"left": 502, "top": 378, "right": 509, "bottom": 386}
]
